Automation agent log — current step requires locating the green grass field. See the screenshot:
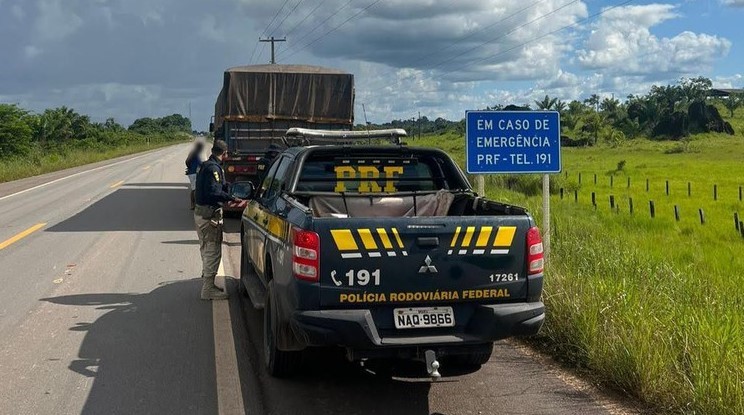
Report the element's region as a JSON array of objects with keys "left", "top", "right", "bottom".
[
  {"left": 0, "top": 139, "right": 187, "bottom": 183},
  {"left": 416, "top": 109, "right": 744, "bottom": 414}
]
